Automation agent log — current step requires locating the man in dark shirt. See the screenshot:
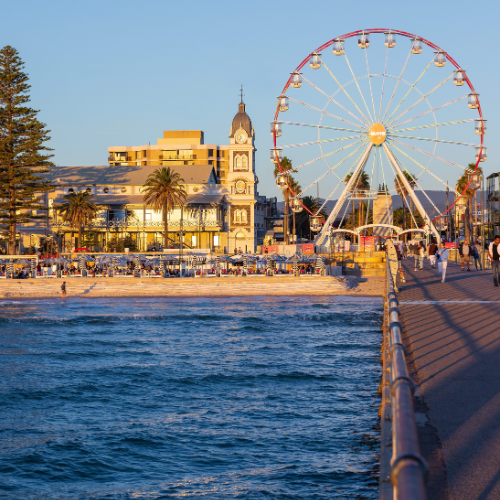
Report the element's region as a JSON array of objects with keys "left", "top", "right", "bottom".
[{"left": 488, "top": 236, "right": 500, "bottom": 287}]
